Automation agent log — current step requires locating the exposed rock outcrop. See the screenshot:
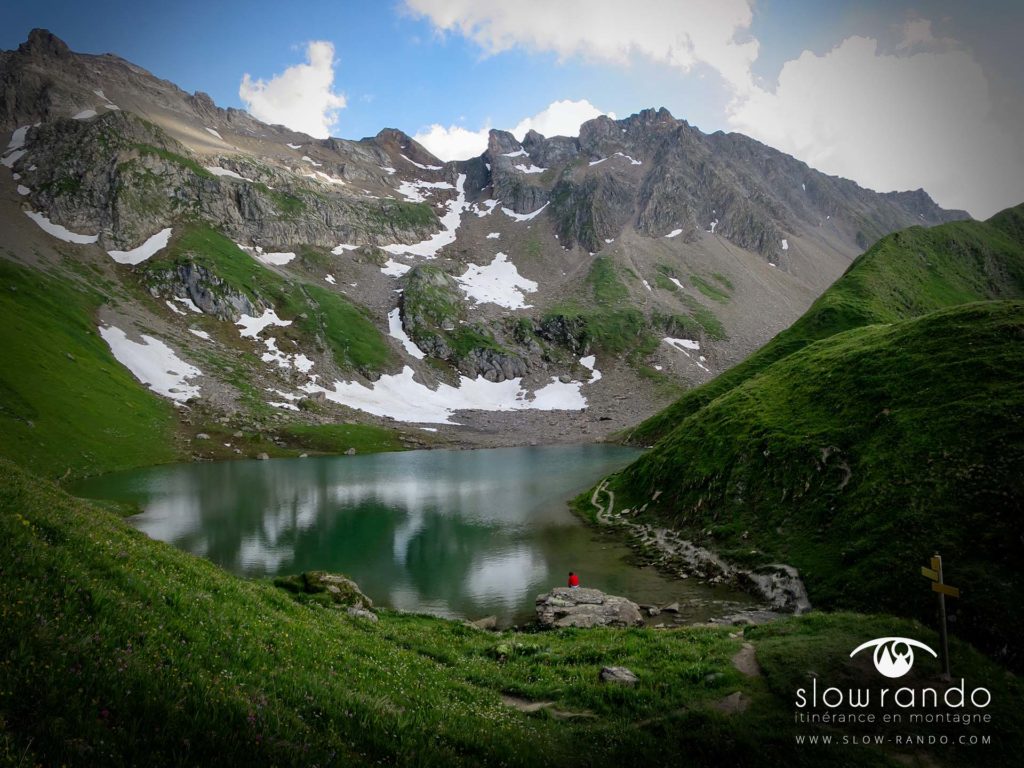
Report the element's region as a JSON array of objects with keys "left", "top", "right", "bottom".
[
  {"left": 535, "top": 587, "right": 644, "bottom": 628},
  {"left": 598, "top": 666, "right": 639, "bottom": 686},
  {"left": 273, "top": 571, "right": 375, "bottom": 613}
]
